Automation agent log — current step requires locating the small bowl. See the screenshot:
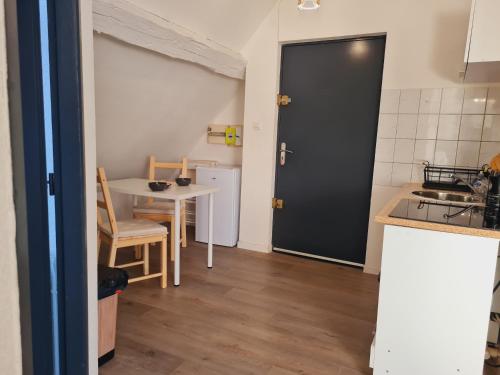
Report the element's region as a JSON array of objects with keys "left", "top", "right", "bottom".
[
  {"left": 175, "top": 177, "right": 191, "bottom": 187},
  {"left": 148, "top": 181, "right": 169, "bottom": 192}
]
